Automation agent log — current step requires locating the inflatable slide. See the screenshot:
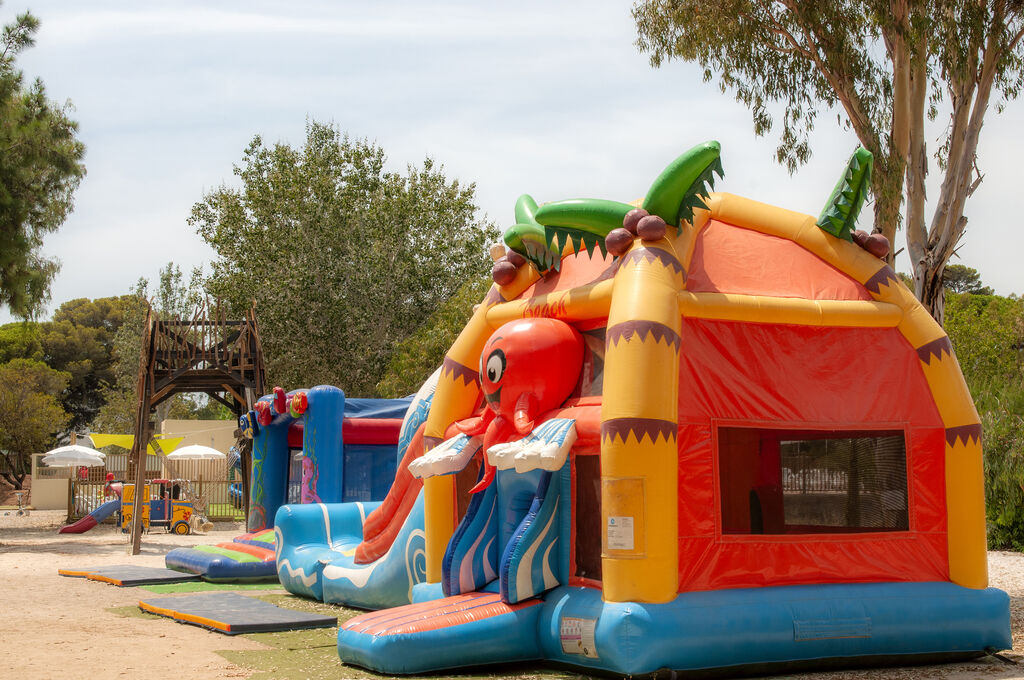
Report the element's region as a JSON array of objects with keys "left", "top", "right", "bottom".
[{"left": 275, "top": 370, "right": 441, "bottom": 608}]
